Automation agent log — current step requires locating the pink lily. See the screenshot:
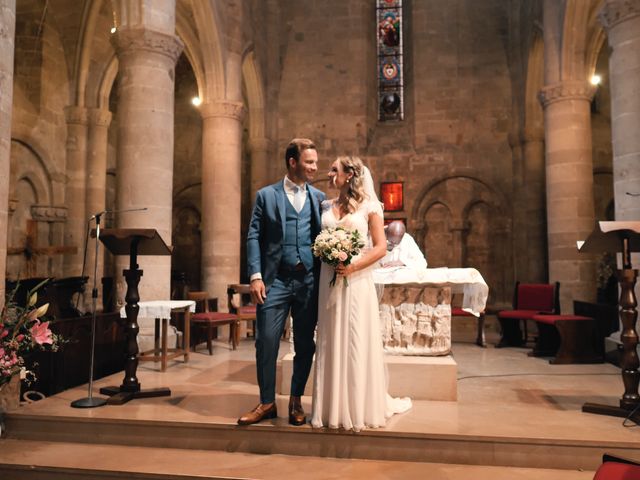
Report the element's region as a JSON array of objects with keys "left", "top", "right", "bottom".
[{"left": 30, "top": 320, "right": 53, "bottom": 345}]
